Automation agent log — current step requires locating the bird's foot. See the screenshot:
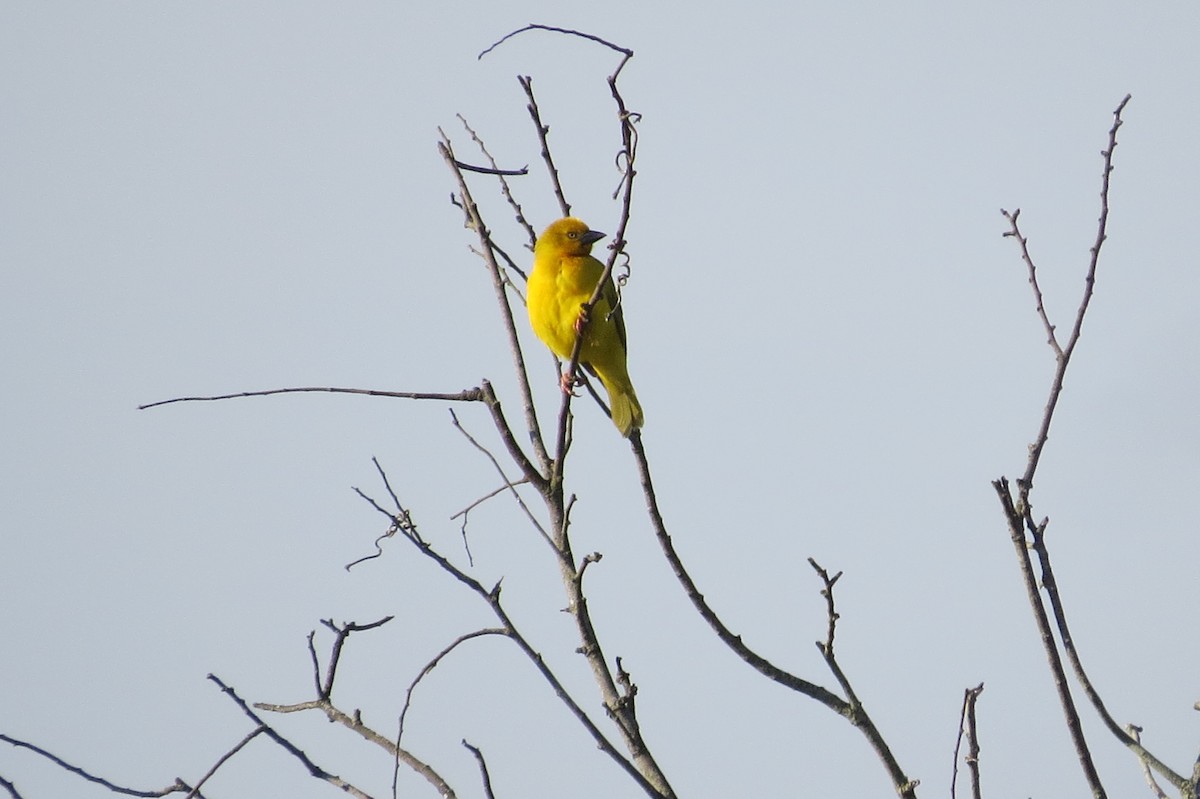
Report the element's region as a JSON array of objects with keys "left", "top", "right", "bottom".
[
  {"left": 573, "top": 305, "right": 591, "bottom": 335},
  {"left": 559, "top": 370, "right": 582, "bottom": 396}
]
